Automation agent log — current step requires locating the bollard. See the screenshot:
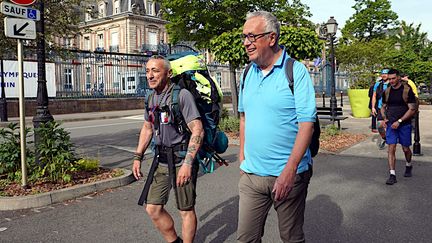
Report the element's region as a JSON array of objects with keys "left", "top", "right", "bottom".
[
  {"left": 413, "top": 111, "right": 422, "bottom": 156},
  {"left": 322, "top": 91, "right": 326, "bottom": 107},
  {"left": 340, "top": 90, "right": 343, "bottom": 107}
]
